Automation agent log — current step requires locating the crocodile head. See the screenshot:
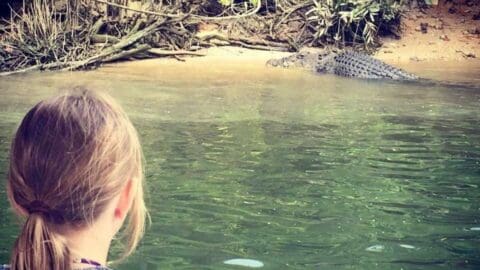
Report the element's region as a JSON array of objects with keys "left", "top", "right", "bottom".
[{"left": 266, "top": 51, "right": 334, "bottom": 71}]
